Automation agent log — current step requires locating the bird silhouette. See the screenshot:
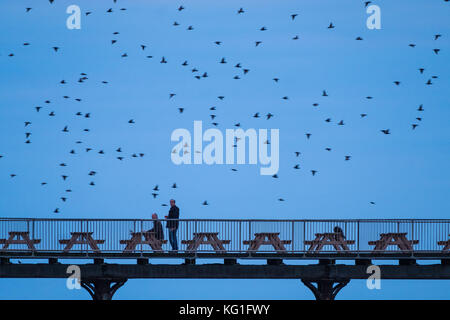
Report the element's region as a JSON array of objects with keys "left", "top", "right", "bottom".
[{"left": 1, "top": 2, "right": 445, "bottom": 213}]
